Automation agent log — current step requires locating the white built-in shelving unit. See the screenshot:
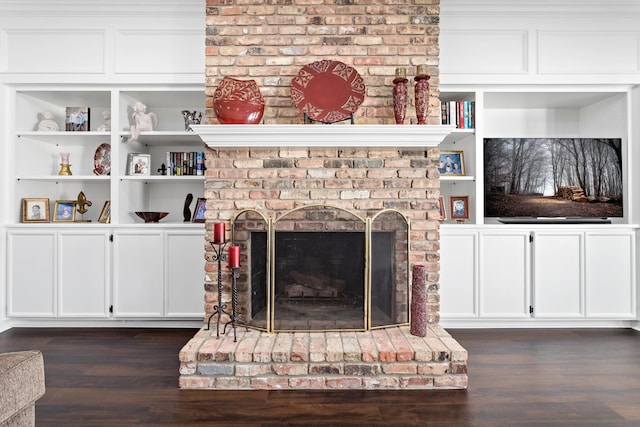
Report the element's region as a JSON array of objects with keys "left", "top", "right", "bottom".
[
  {"left": 1, "top": 0, "right": 639, "bottom": 330},
  {"left": 11, "top": 87, "right": 206, "bottom": 226}
]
